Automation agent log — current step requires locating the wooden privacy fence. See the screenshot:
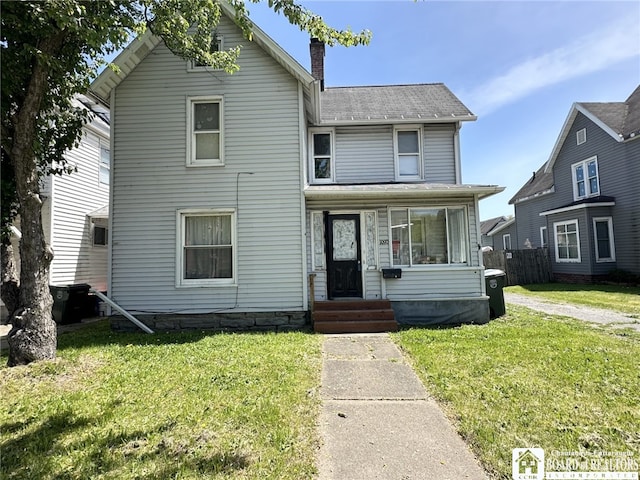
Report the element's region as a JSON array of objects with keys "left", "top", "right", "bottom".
[{"left": 483, "top": 249, "right": 552, "bottom": 286}]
